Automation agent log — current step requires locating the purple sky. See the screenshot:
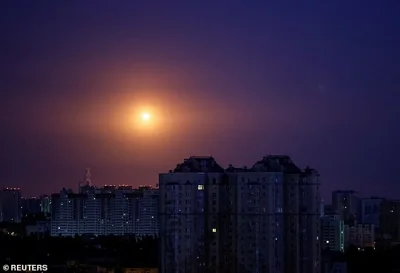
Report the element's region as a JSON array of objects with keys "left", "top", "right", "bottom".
[{"left": 0, "top": 1, "right": 399, "bottom": 200}]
